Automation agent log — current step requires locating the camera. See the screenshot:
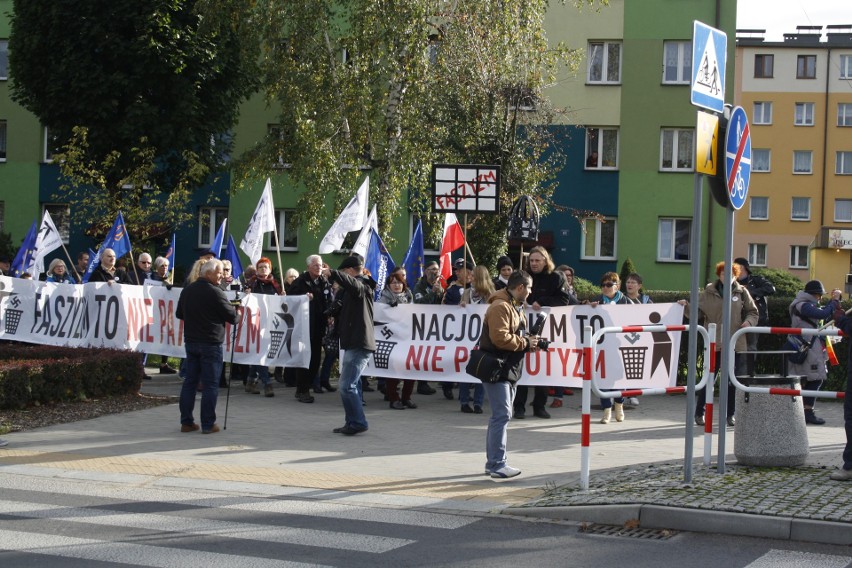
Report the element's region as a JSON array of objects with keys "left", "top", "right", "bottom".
[
  {"left": 529, "top": 314, "right": 550, "bottom": 350},
  {"left": 536, "top": 337, "right": 551, "bottom": 350}
]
